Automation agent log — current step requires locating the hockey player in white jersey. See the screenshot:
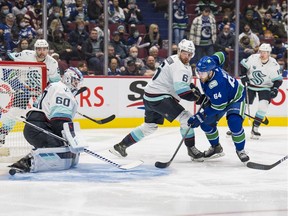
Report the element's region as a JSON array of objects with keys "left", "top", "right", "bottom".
[
  {"left": 240, "top": 43, "right": 283, "bottom": 139},
  {"left": 8, "top": 67, "right": 84, "bottom": 173},
  {"left": 0, "top": 39, "right": 61, "bottom": 147},
  {"left": 110, "top": 39, "right": 204, "bottom": 160},
  {"left": 8, "top": 39, "right": 61, "bottom": 83}
]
